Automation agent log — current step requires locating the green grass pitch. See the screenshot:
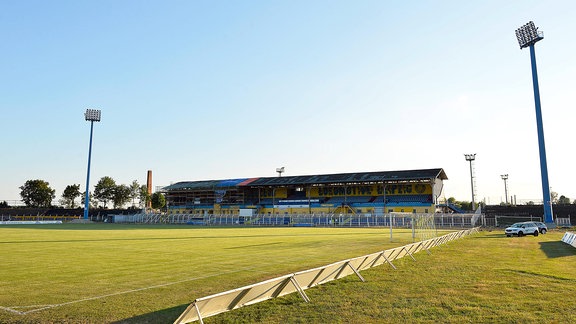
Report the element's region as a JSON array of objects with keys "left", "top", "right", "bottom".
[
  {"left": 0, "top": 224, "right": 420, "bottom": 323},
  {"left": 0, "top": 224, "right": 574, "bottom": 323}
]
